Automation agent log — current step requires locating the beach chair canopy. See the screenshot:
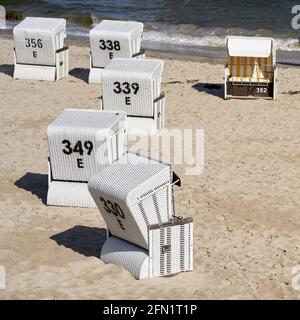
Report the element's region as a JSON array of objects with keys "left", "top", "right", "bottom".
[
  {"left": 225, "top": 36, "right": 276, "bottom": 85},
  {"left": 226, "top": 36, "right": 273, "bottom": 58},
  {"left": 88, "top": 152, "right": 177, "bottom": 250},
  {"left": 90, "top": 20, "right": 143, "bottom": 68},
  {"left": 47, "top": 109, "right": 126, "bottom": 182},
  {"left": 102, "top": 58, "right": 164, "bottom": 118},
  {"left": 14, "top": 17, "right": 66, "bottom": 66}
]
